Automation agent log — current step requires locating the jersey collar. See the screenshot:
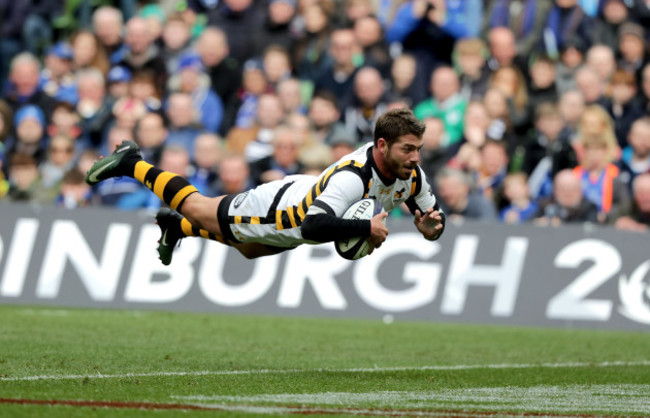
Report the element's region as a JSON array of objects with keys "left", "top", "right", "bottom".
[{"left": 367, "top": 146, "right": 396, "bottom": 186}]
